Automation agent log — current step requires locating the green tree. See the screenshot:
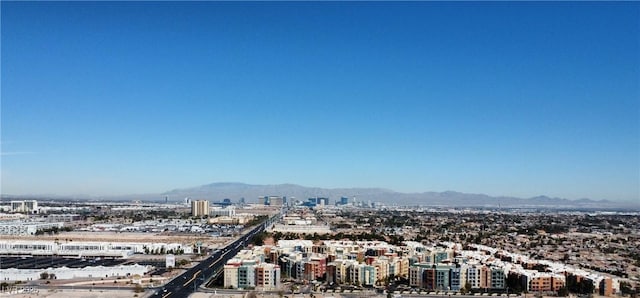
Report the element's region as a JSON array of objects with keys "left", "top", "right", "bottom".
[
  {"left": 506, "top": 273, "right": 523, "bottom": 293},
  {"left": 461, "top": 282, "right": 472, "bottom": 294},
  {"left": 558, "top": 287, "right": 569, "bottom": 297},
  {"left": 579, "top": 279, "right": 595, "bottom": 295},
  {"left": 567, "top": 274, "right": 595, "bottom": 295},
  {"left": 620, "top": 282, "right": 634, "bottom": 295},
  {"left": 133, "top": 284, "right": 144, "bottom": 293},
  {"left": 252, "top": 232, "right": 267, "bottom": 246}
]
